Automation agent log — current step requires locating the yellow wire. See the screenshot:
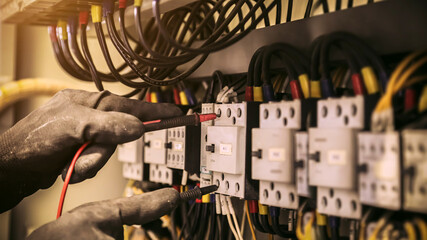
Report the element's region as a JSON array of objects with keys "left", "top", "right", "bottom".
[
  {"left": 375, "top": 51, "right": 427, "bottom": 113},
  {"left": 405, "top": 221, "right": 417, "bottom": 240},
  {"left": 404, "top": 74, "right": 427, "bottom": 87},
  {"left": 245, "top": 201, "right": 257, "bottom": 240},
  {"left": 268, "top": 234, "right": 274, "bottom": 240},
  {"left": 414, "top": 218, "right": 427, "bottom": 240},
  {"left": 368, "top": 212, "right": 392, "bottom": 240},
  {"left": 296, "top": 209, "right": 314, "bottom": 240}
]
